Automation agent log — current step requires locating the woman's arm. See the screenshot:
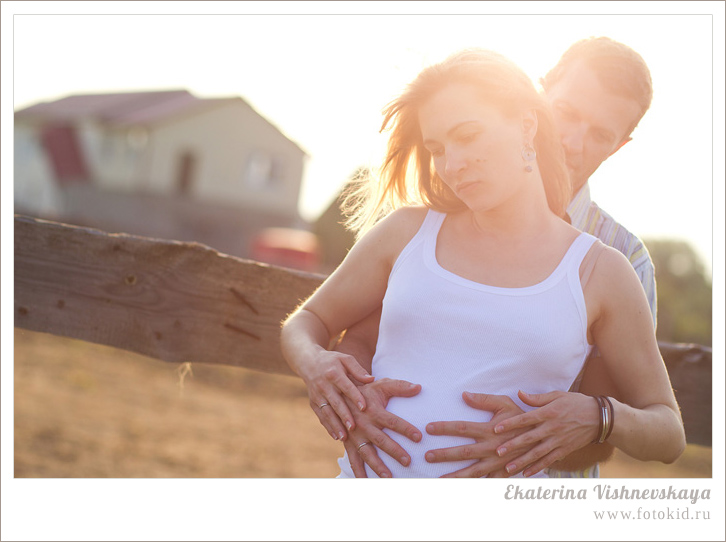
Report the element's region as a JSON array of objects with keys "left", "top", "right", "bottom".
[
  {"left": 314, "top": 309, "right": 425, "bottom": 478},
  {"left": 281, "top": 206, "right": 427, "bottom": 434},
  {"left": 586, "top": 247, "right": 685, "bottom": 462}
]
